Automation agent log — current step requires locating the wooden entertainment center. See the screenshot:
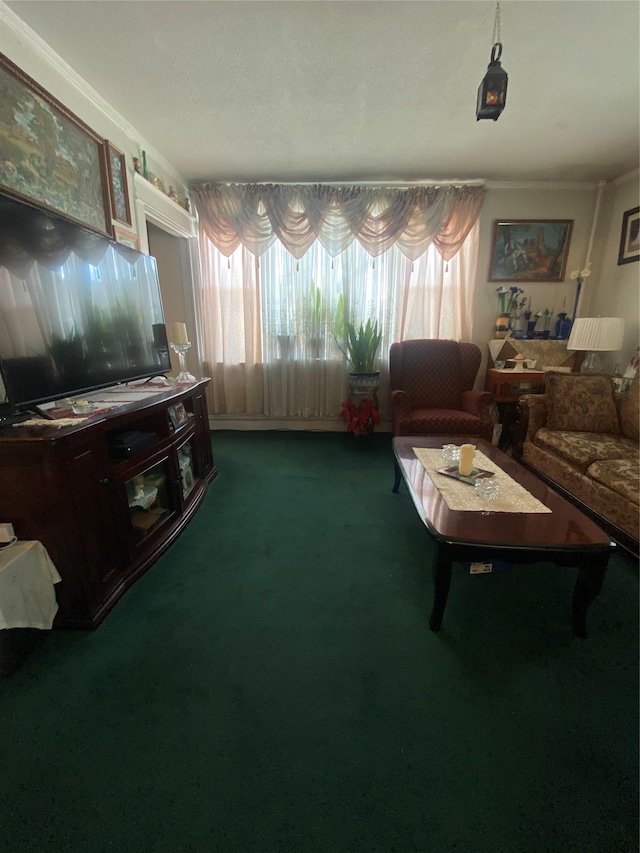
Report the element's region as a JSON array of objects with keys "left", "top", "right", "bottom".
[{"left": 0, "top": 379, "right": 217, "bottom": 629}]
